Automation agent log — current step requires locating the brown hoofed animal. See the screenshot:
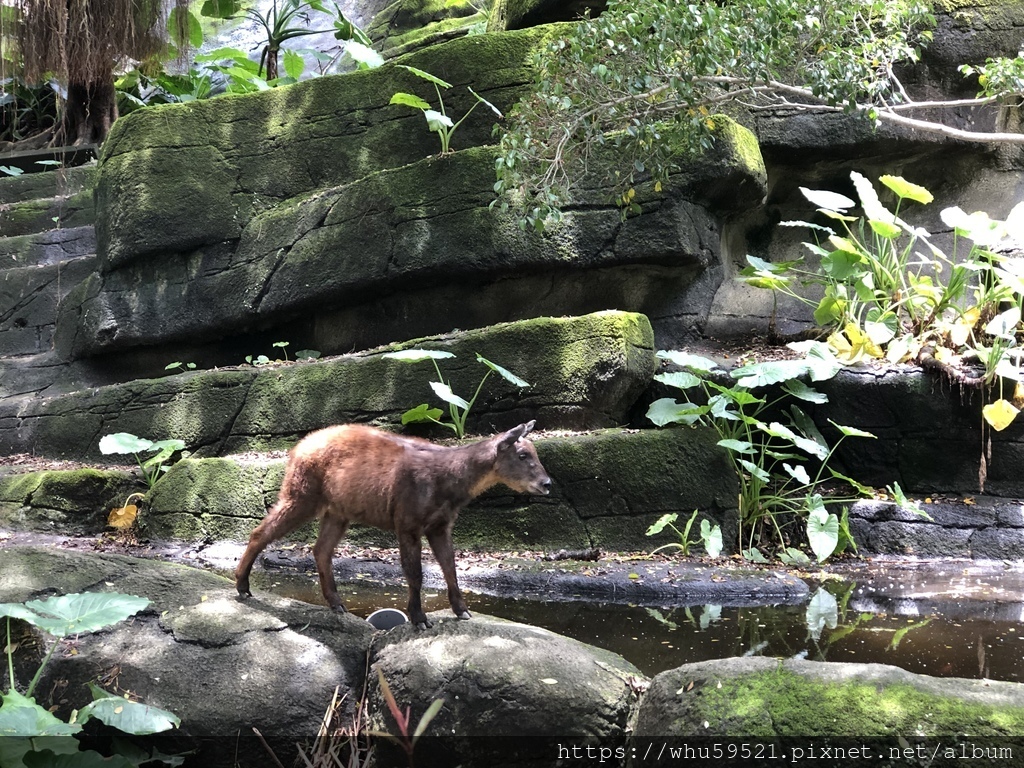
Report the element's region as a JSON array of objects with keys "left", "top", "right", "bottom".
[{"left": 235, "top": 421, "right": 551, "bottom": 628}]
